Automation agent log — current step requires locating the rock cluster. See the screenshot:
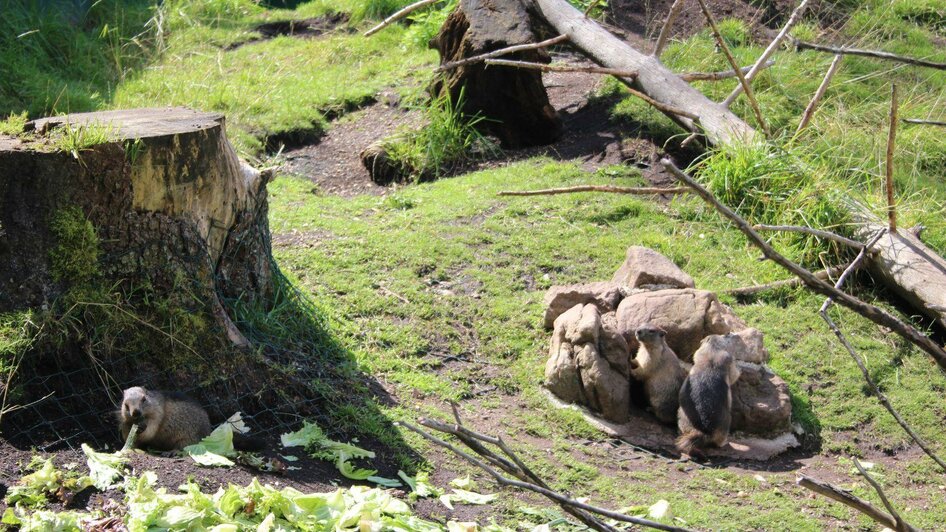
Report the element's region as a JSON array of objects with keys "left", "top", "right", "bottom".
[{"left": 543, "top": 247, "right": 792, "bottom": 438}]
